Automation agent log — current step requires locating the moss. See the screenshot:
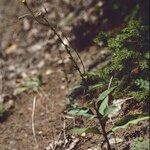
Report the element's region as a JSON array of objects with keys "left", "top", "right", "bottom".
[
  {"left": 130, "top": 137, "right": 149, "bottom": 150},
  {"left": 95, "top": 20, "right": 149, "bottom": 101}
]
